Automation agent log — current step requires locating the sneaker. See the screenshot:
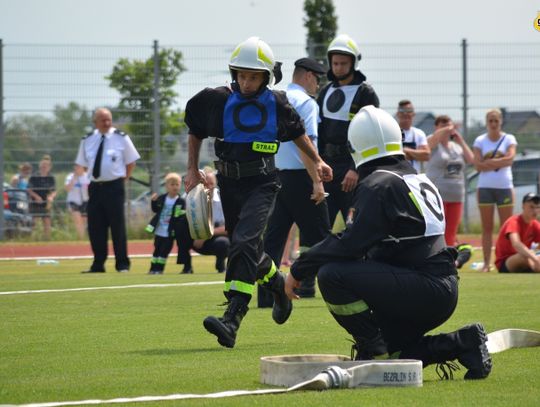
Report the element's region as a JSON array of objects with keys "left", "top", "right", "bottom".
[
  {"left": 180, "top": 267, "right": 193, "bottom": 274},
  {"left": 148, "top": 270, "right": 163, "bottom": 275},
  {"left": 456, "top": 323, "right": 492, "bottom": 380},
  {"left": 117, "top": 269, "right": 129, "bottom": 273},
  {"left": 455, "top": 244, "right": 473, "bottom": 269},
  {"left": 81, "top": 269, "right": 105, "bottom": 273}
]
